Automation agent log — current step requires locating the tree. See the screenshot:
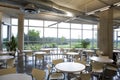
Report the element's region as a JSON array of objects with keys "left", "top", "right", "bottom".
[
  {"left": 24, "top": 29, "right": 40, "bottom": 43},
  {"left": 61, "top": 36, "right": 65, "bottom": 45}
]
